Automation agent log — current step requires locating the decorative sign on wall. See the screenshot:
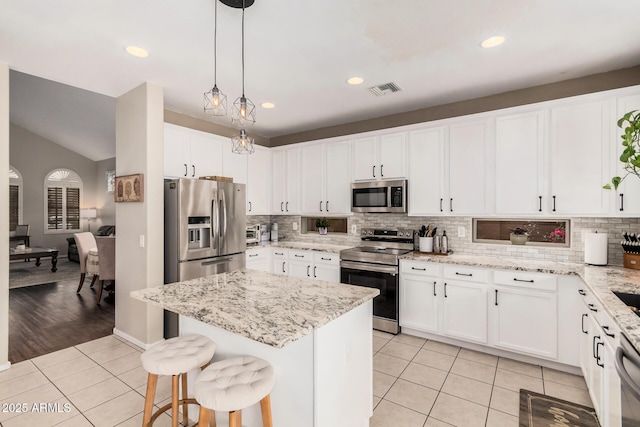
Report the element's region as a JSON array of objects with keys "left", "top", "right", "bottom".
[
  {"left": 106, "top": 170, "right": 116, "bottom": 193},
  {"left": 114, "top": 173, "right": 144, "bottom": 203}
]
